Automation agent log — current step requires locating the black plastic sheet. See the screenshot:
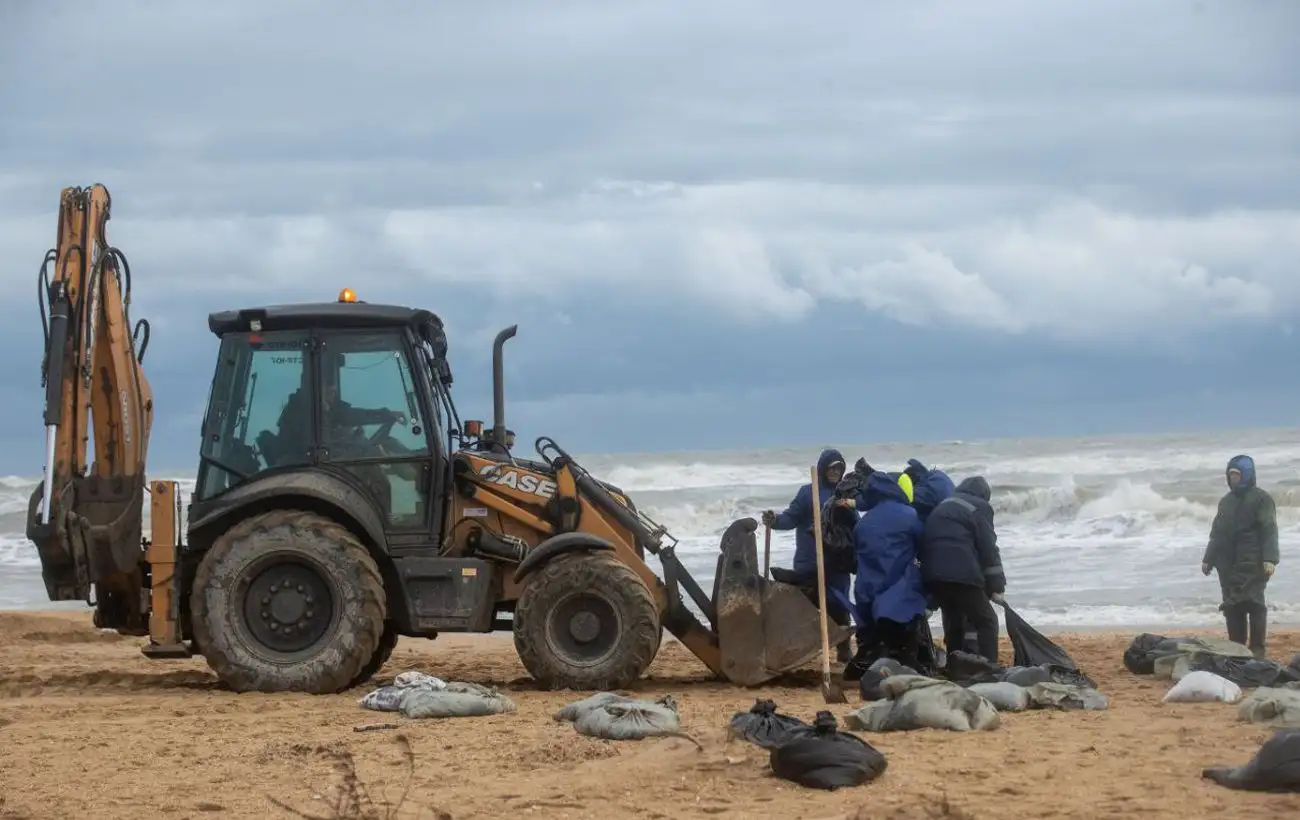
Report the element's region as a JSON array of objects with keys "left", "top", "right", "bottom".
[
  {"left": 1203, "top": 728, "right": 1300, "bottom": 793},
  {"left": 1003, "top": 603, "right": 1077, "bottom": 670}
]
